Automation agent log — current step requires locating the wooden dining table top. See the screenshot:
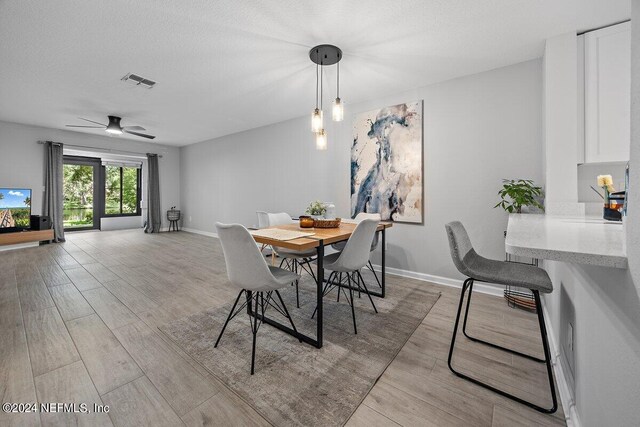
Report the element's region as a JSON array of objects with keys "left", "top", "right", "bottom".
[{"left": 251, "top": 221, "right": 392, "bottom": 251}]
